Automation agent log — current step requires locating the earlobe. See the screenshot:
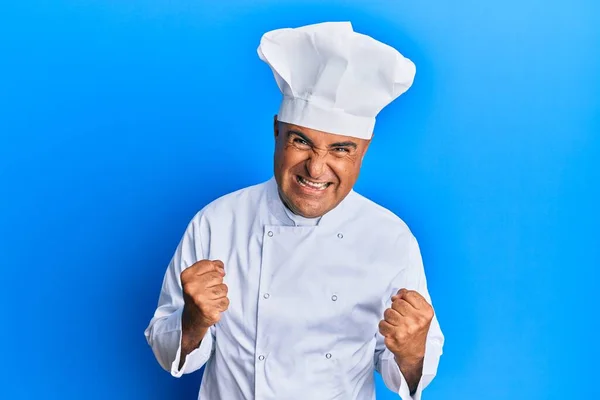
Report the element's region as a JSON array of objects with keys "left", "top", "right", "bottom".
[
  {"left": 360, "top": 138, "right": 372, "bottom": 166},
  {"left": 362, "top": 139, "right": 372, "bottom": 155}
]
